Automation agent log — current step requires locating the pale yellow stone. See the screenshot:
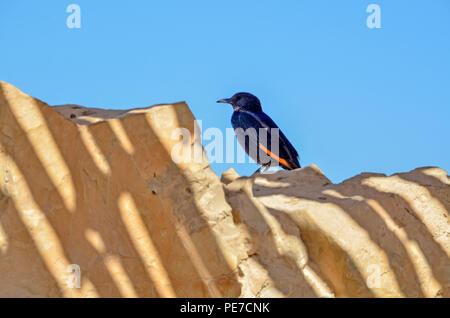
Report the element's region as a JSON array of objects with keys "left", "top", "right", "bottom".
[
  {"left": 1, "top": 81, "right": 449, "bottom": 298},
  {"left": 0, "top": 82, "right": 243, "bottom": 298},
  {"left": 223, "top": 165, "right": 450, "bottom": 297}
]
